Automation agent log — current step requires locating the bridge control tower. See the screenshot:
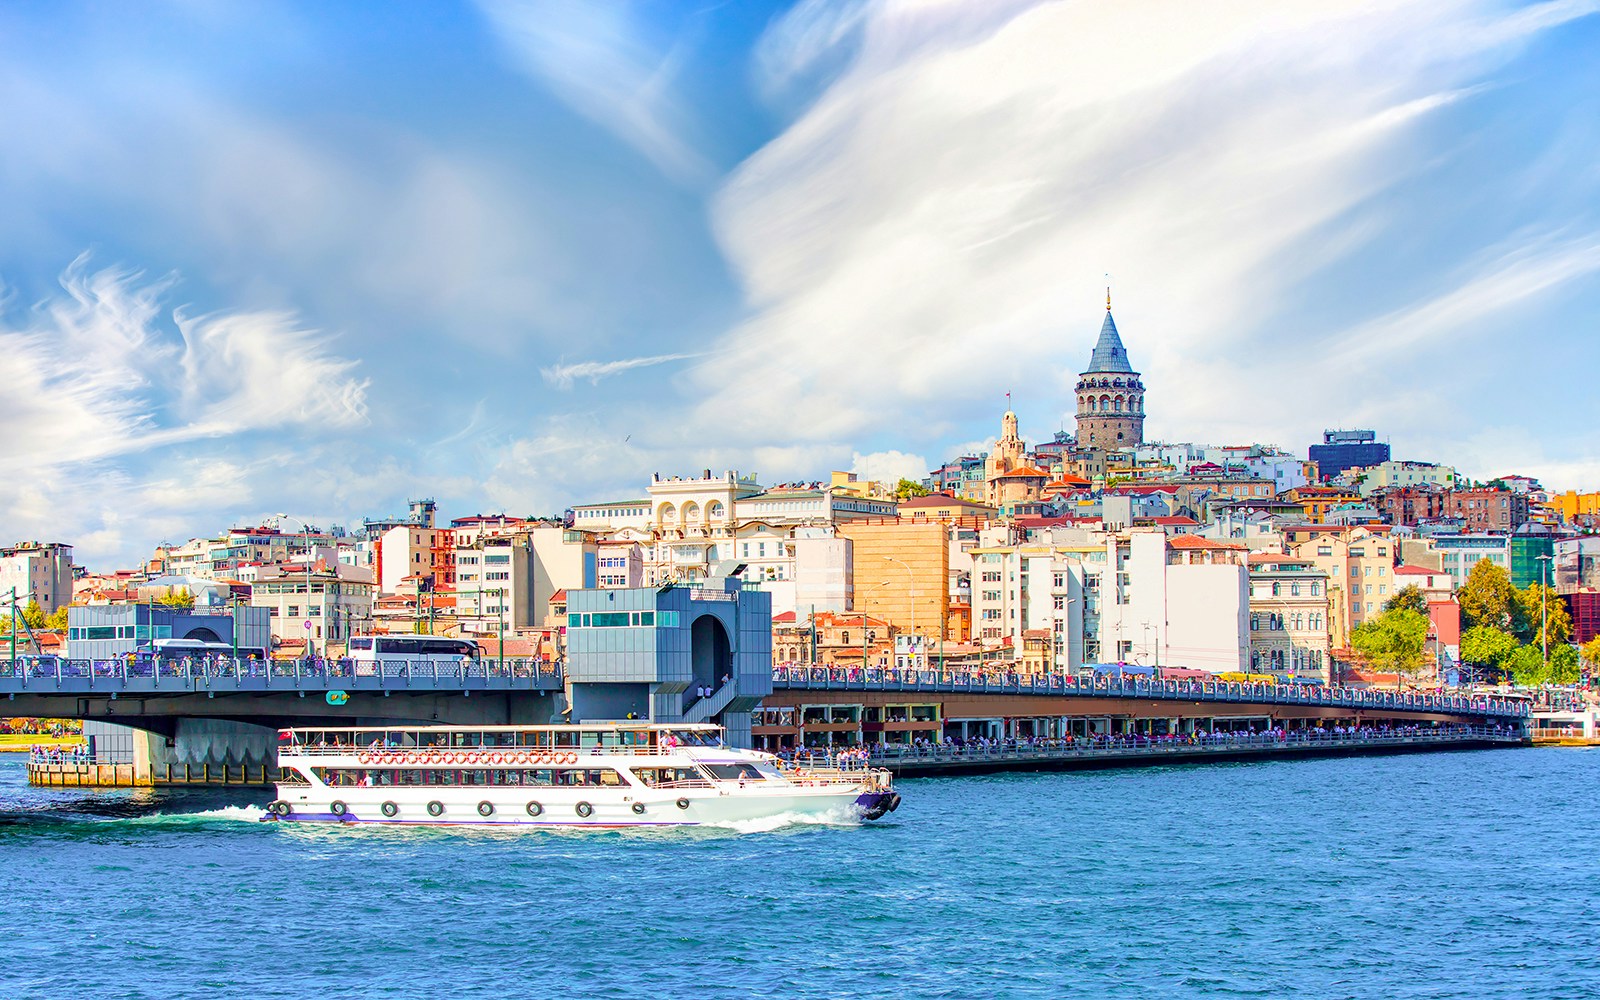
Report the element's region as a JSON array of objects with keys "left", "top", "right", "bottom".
[{"left": 563, "top": 580, "right": 773, "bottom": 747}]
